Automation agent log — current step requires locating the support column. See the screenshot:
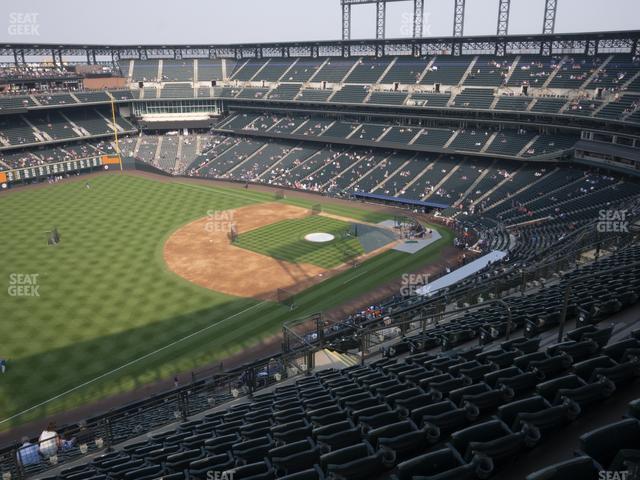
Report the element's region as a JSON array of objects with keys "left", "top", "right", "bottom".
[
  {"left": 453, "top": 0, "right": 465, "bottom": 37},
  {"left": 413, "top": 0, "right": 424, "bottom": 38},
  {"left": 543, "top": 0, "right": 557, "bottom": 34},
  {"left": 342, "top": 1, "right": 351, "bottom": 41},
  {"left": 376, "top": 0, "right": 386, "bottom": 40},
  {"left": 496, "top": 0, "right": 510, "bottom": 36},
  {"left": 452, "top": 0, "right": 465, "bottom": 55}
]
